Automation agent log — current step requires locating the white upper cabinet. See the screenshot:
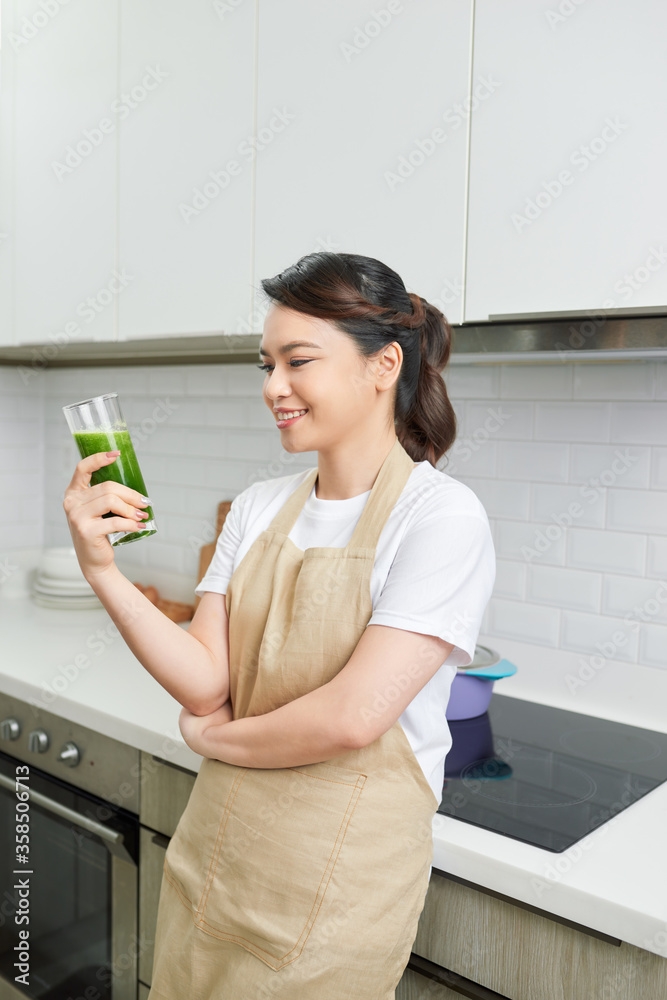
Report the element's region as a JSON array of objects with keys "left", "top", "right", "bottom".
[
  {"left": 252, "top": 0, "right": 473, "bottom": 329},
  {"left": 117, "top": 1, "right": 255, "bottom": 340},
  {"left": 9, "top": 0, "right": 118, "bottom": 346},
  {"left": 464, "top": 0, "right": 667, "bottom": 321},
  {"left": 0, "top": 2, "right": 15, "bottom": 347}
]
